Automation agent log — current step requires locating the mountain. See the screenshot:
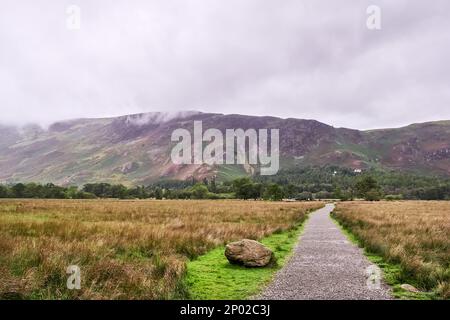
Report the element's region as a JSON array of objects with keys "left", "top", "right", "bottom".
[{"left": 1, "top": 112, "right": 450, "bottom": 186}]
